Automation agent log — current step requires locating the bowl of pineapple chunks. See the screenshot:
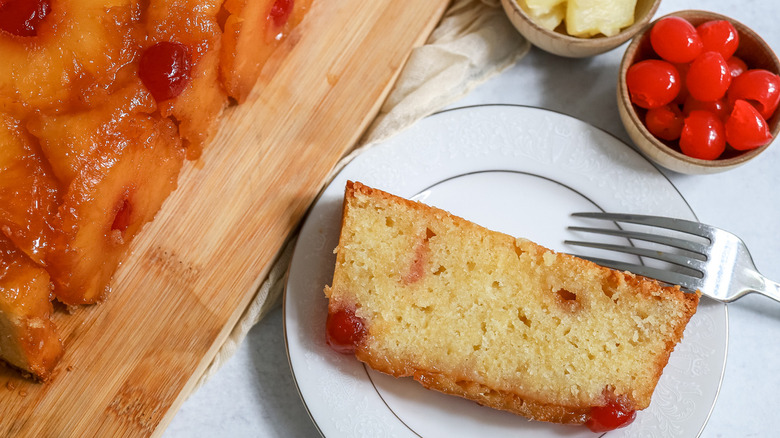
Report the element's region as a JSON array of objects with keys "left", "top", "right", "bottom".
[{"left": 501, "top": 0, "right": 661, "bottom": 58}]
